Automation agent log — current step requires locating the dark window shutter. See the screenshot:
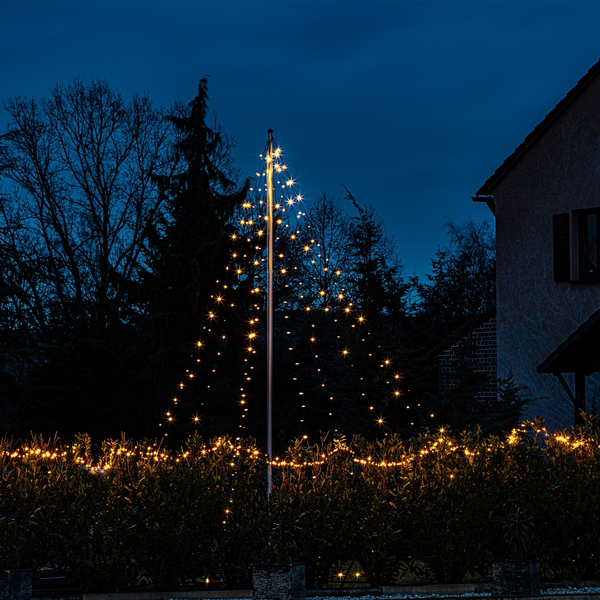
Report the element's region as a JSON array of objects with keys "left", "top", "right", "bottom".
[{"left": 553, "top": 213, "right": 570, "bottom": 281}]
